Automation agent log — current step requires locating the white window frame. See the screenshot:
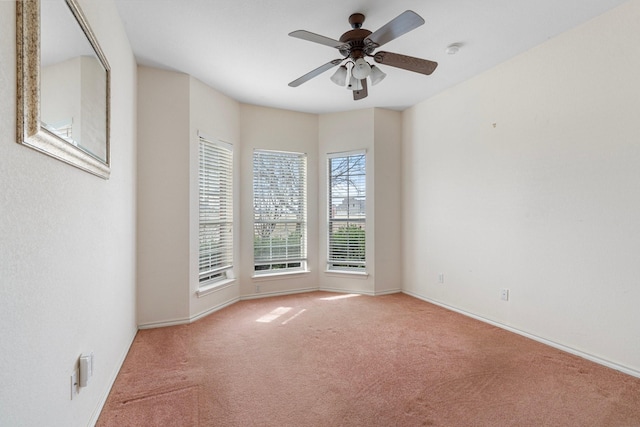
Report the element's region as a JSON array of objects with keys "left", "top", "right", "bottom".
[
  {"left": 253, "top": 149, "right": 308, "bottom": 276},
  {"left": 198, "top": 133, "right": 233, "bottom": 287},
  {"left": 327, "top": 149, "right": 367, "bottom": 272}
]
